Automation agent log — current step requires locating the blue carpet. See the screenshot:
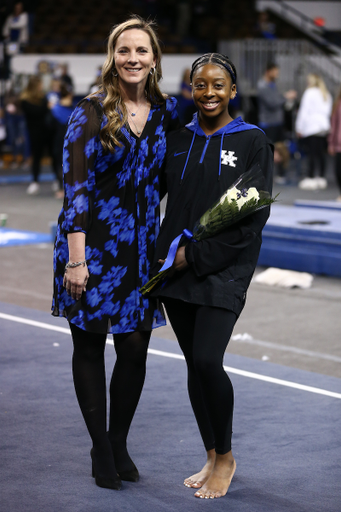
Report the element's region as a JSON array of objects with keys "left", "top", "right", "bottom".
[
  {"left": 0, "top": 228, "right": 52, "bottom": 246},
  {"left": 1, "top": 301, "right": 341, "bottom": 512},
  {"left": 0, "top": 172, "right": 55, "bottom": 185}
]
